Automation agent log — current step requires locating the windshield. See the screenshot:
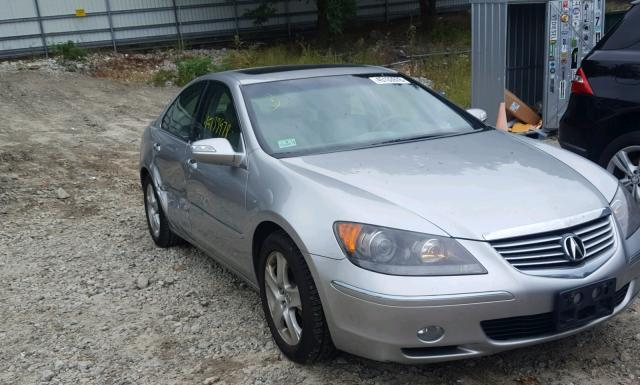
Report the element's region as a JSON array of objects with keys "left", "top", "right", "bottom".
[{"left": 242, "top": 74, "right": 482, "bottom": 157}]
